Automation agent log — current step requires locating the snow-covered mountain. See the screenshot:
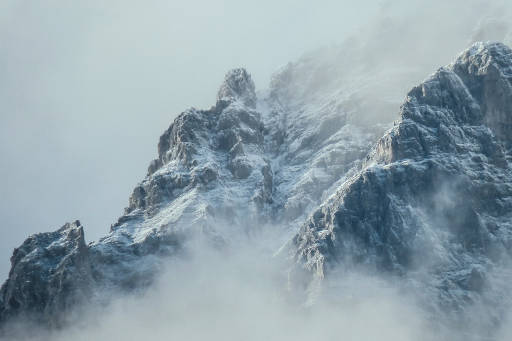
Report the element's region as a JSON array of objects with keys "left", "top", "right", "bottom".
[
  {"left": 291, "top": 42, "right": 512, "bottom": 334},
  {"left": 1, "top": 41, "right": 512, "bottom": 339}
]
